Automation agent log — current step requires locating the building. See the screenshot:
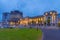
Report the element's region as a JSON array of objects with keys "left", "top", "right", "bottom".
[
  {"left": 18, "top": 10, "right": 59, "bottom": 27},
  {"left": 2, "top": 10, "right": 23, "bottom": 27},
  {"left": 2, "top": 12, "right": 10, "bottom": 28},
  {"left": 44, "top": 10, "right": 57, "bottom": 26},
  {"left": 8, "top": 10, "right": 23, "bottom": 27},
  {"left": 2, "top": 12, "right": 9, "bottom": 22},
  {"left": 2, "top": 10, "right": 60, "bottom": 28}
]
